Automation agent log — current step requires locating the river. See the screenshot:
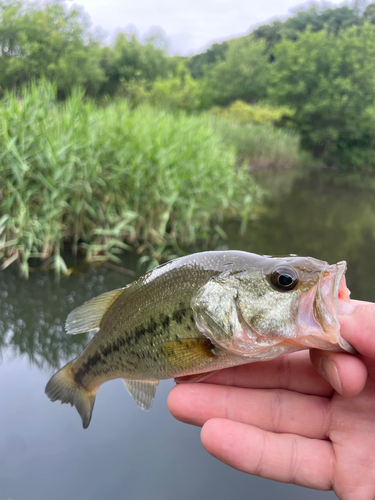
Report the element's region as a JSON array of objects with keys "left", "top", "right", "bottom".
[{"left": 1, "top": 168, "right": 374, "bottom": 500}]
